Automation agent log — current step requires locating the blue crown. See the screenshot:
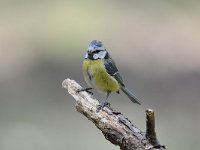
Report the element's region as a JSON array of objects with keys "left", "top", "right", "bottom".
[
  {"left": 88, "top": 40, "right": 105, "bottom": 51},
  {"left": 89, "top": 40, "right": 102, "bottom": 47}
]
